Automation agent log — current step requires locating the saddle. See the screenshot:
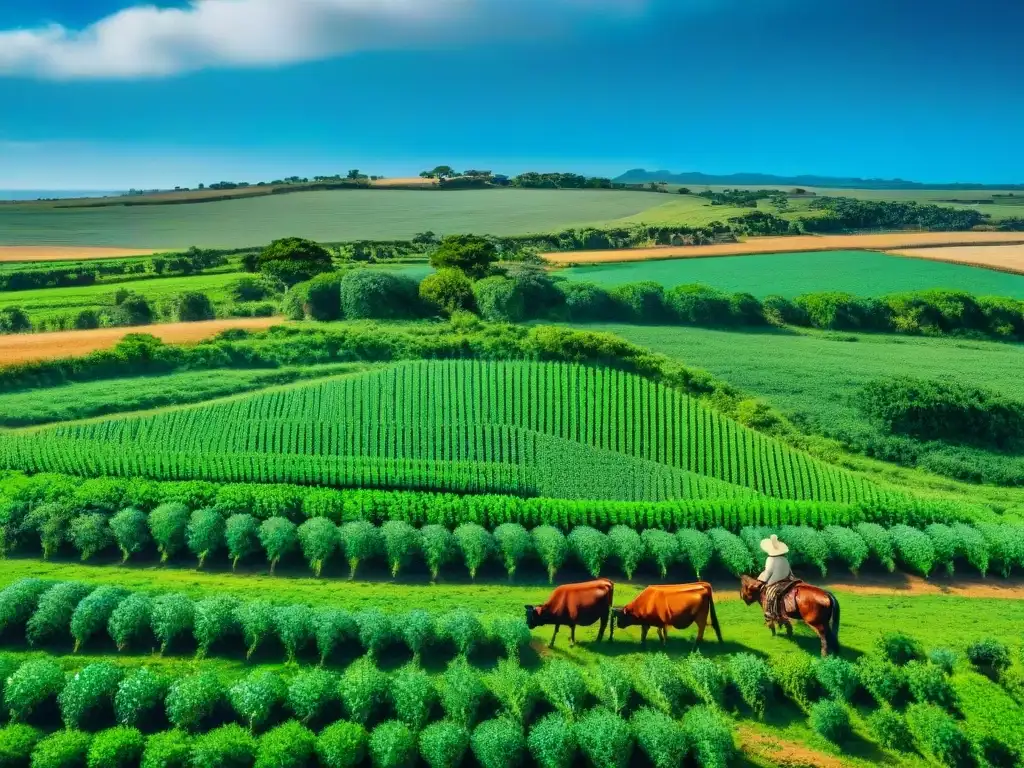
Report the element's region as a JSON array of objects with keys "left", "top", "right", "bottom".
[{"left": 763, "top": 577, "right": 802, "bottom": 620}]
